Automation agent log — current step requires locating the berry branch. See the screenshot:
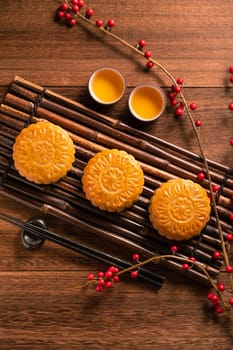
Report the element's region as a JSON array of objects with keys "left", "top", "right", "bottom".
[
  {"left": 82, "top": 251, "right": 233, "bottom": 321},
  {"left": 55, "top": 1, "right": 233, "bottom": 321}
]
